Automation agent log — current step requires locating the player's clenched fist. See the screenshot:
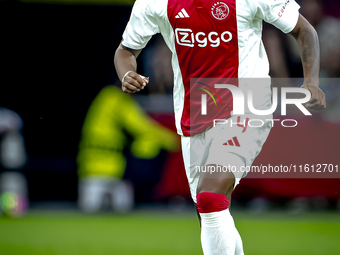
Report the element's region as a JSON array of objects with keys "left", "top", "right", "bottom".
[
  {"left": 121, "top": 71, "right": 149, "bottom": 94},
  {"left": 302, "top": 84, "right": 326, "bottom": 110}
]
